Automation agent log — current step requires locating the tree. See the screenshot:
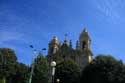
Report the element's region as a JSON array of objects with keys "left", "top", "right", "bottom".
[
  {"left": 55, "top": 59, "right": 80, "bottom": 83},
  {"left": 11, "top": 63, "right": 29, "bottom": 83},
  {"left": 0, "top": 48, "right": 17, "bottom": 83},
  {"left": 81, "top": 55, "right": 124, "bottom": 83},
  {"left": 32, "top": 53, "right": 49, "bottom": 83},
  {"left": 115, "top": 64, "right": 125, "bottom": 82}
]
